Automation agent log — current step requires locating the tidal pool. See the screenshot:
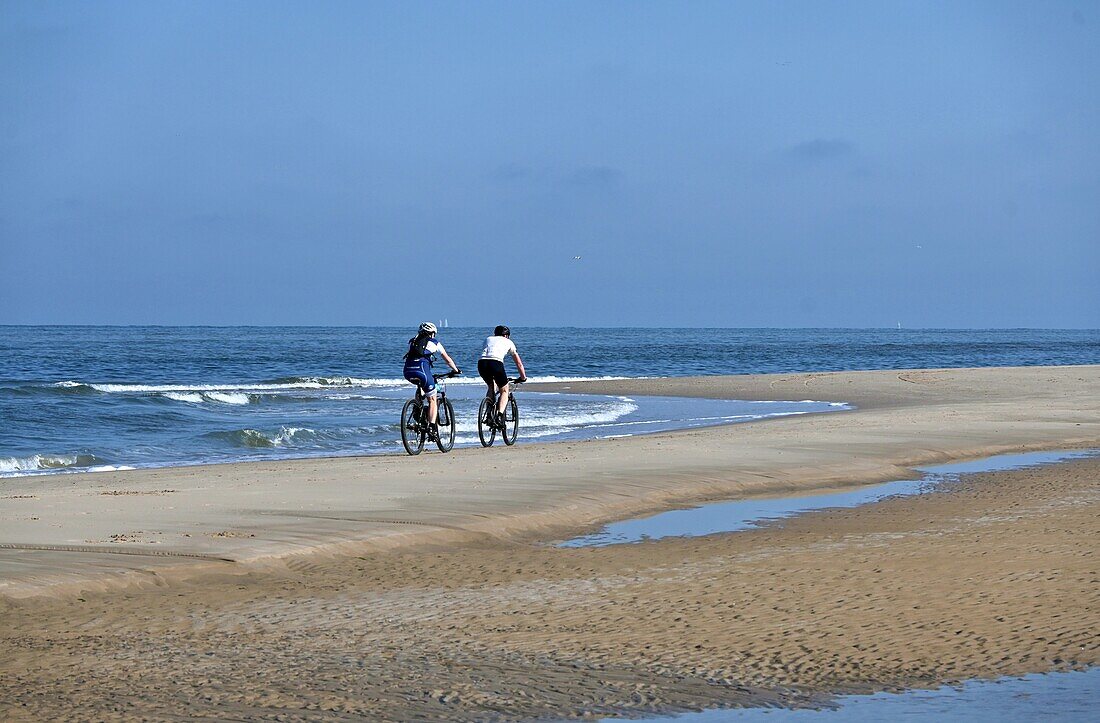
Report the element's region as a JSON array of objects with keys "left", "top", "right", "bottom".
[
  {"left": 560, "top": 449, "right": 1099, "bottom": 547},
  {"left": 612, "top": 667, "right": 1100, "bottom": 722}
]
